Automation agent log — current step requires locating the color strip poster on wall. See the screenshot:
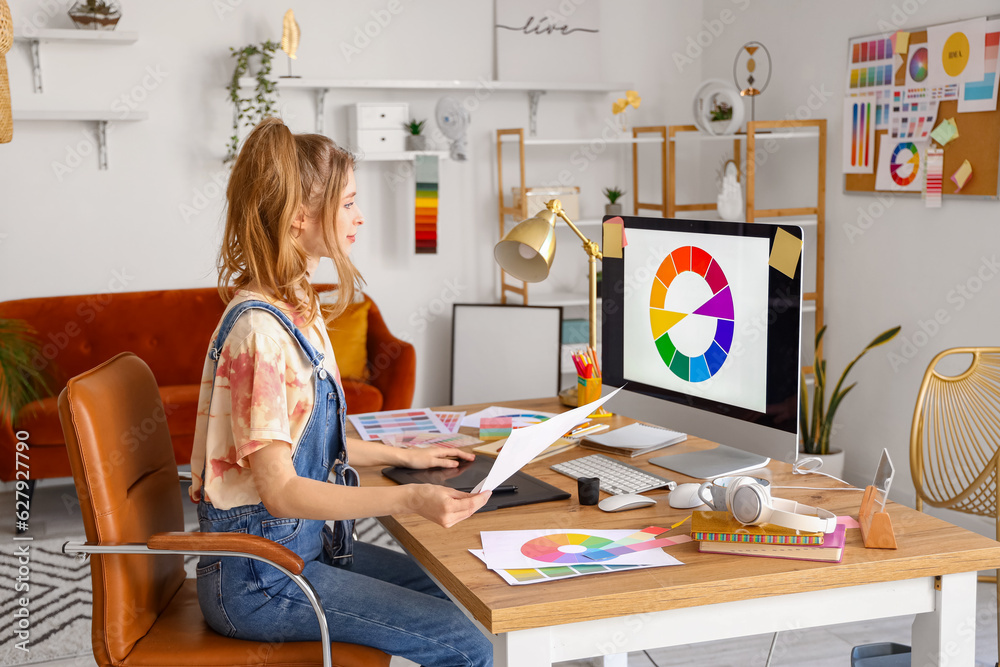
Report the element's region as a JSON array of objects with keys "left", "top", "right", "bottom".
[
  {"left": 958, "top": 20, "right": 1000, "bottom": 113},
  {"left": 414, "top": 154, "right": 438, "bottom": 254},
  {"left": 845, "top": 34, "right": 894, "bottom": 128},
  {"left": 842, "top": 95, "right": 877, "bottom": 173}
]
